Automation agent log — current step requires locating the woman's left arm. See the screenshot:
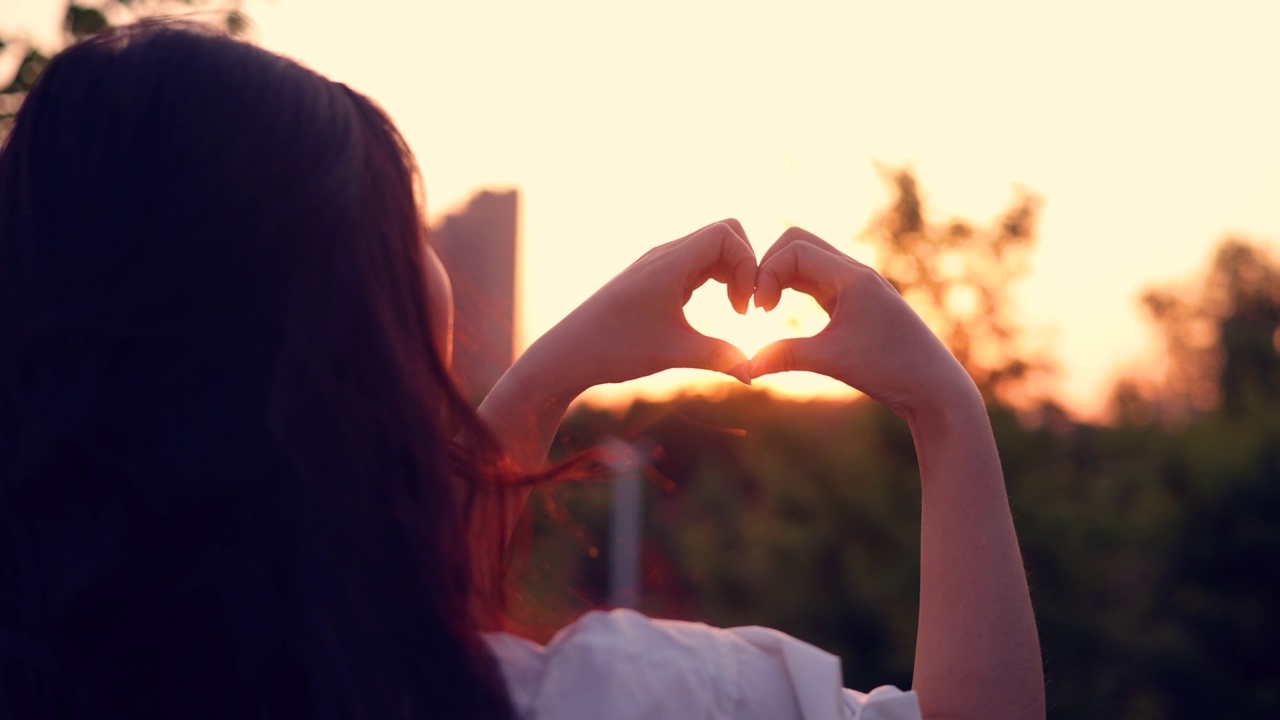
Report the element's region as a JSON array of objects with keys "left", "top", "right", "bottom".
[{"left": 475, "top": 219, "right": 758, "bottom": 540}]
